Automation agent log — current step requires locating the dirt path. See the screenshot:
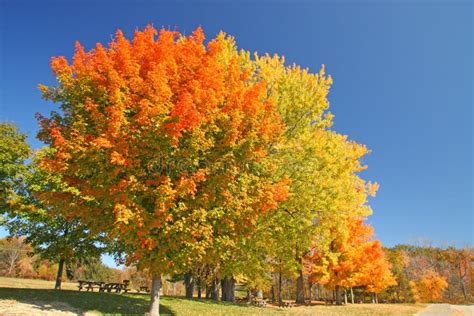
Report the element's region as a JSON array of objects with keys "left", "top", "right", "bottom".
[
  {"left": 416, "top": 304, "right": 474, "bottom": 316},
  {"left": 0, "top": 299, "right": 89, "bottom": 316}
]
